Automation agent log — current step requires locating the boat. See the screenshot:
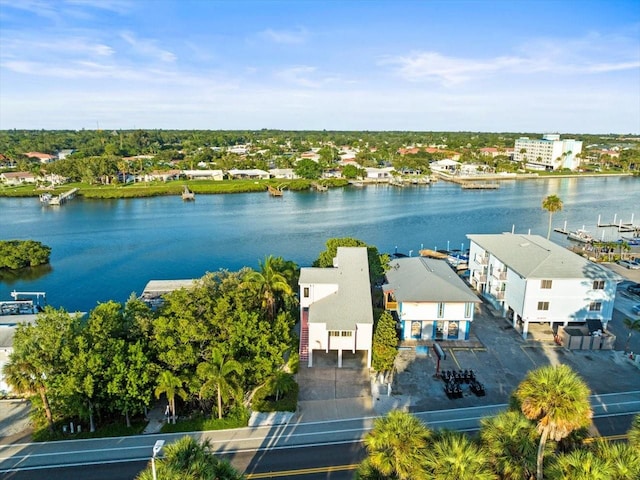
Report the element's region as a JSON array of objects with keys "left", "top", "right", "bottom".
[
  {"left": 567, "top": 228, "right": 594, "bottom": 243},
  {"left": 621, "top": 236, "right": 640, "bottom": 246},
  {"left": 39, "top": 193, "right": 52, "bottom": 205},
  {"left": 182, "top": 185, "right": 195, "bottom": 201}
]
